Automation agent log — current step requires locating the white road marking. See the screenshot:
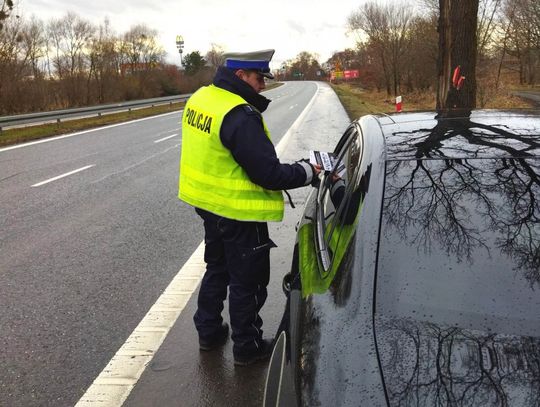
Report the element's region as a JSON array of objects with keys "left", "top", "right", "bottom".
[
  {"left": 289, "top": 104, "right": 298, "bottom": 110},
  {"left": 154, "top": 133, "right": 179, "bottom": 143},
  {"left": 31, "top": 165, "right": 95, "bottom": 187},
  {"left": 275, "top": 83, "right": 319, "bottom": 156},
  {"left": 91, "top": 144, "right": 180, "bottom": 184},
  {"left": 76, "top": 81, "right": 320, "bottom": 407},
  {"left": 0, "top": 111, "right": 181, "bottom": 153},
  {"left": 74, "top": 242, "right": 207, "bottom": 407}
]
